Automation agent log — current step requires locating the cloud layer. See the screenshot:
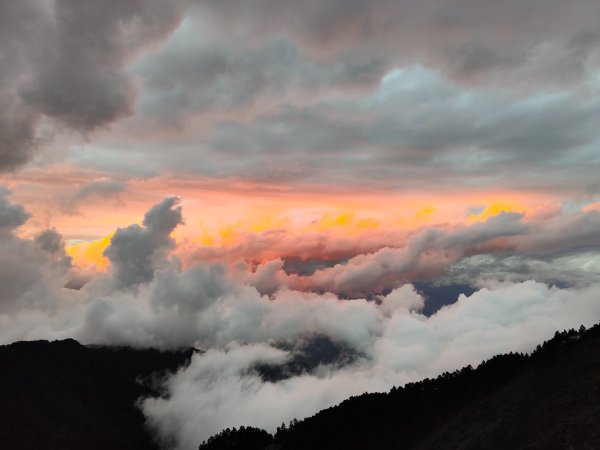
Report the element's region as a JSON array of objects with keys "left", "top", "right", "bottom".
[
  {"left": 0, "top": 194, "right": 598, "bottom": 449},
  {"left": 142, "top": 280, "right": 600, "bottom": 449},
  {"left": 3, "top": 0, "right": 600, "bottom": 194}
]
